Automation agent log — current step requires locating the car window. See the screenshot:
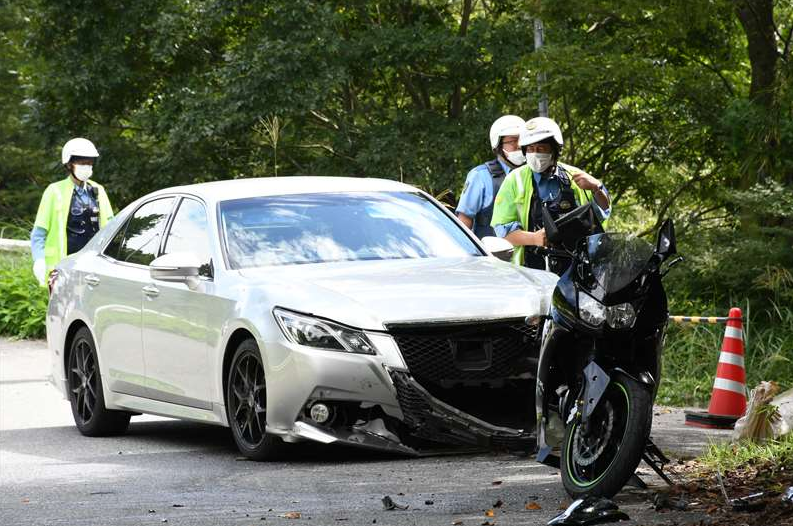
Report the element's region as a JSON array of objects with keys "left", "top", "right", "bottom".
[
  {"left": 104, "top": 220, "right": 127, "bottom": 260},
  {"left": 219, "top": 191, "right": 482, "bottom": 268},
  {"left": 116, "top": 197, "right": 175, "bottom": 266},
  {"left": 163, "top": 198, "right": 213, "bottom": 277}
]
